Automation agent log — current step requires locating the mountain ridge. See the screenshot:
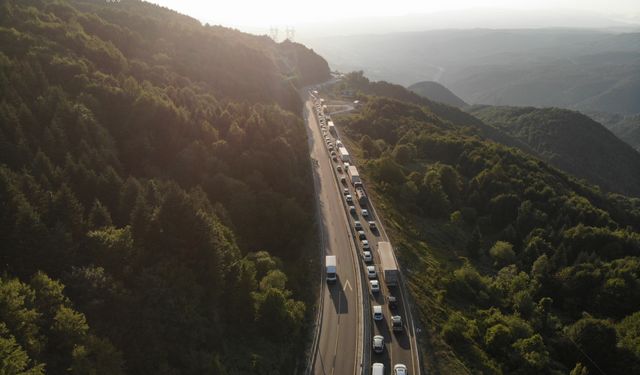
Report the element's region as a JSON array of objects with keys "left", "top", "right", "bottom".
[
  {"left": 469, "top": 105, "right": 640, "bottom": 197},
  {"left": 408, "top": 80, "right": 468, "bottom": 108}
]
